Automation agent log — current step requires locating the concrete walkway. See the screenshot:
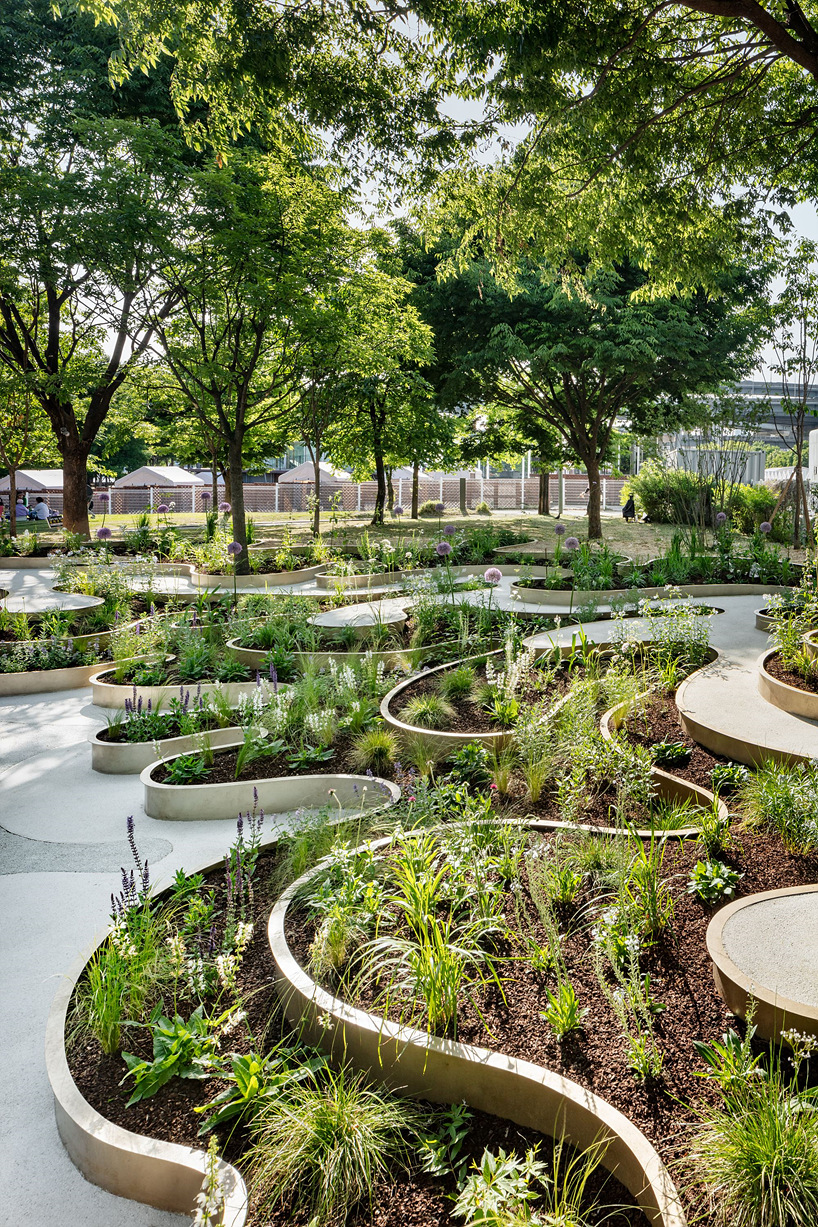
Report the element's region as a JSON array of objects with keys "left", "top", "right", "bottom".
[{"left": 1, "top": 569, "right": 815, "bottom": 1227}]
